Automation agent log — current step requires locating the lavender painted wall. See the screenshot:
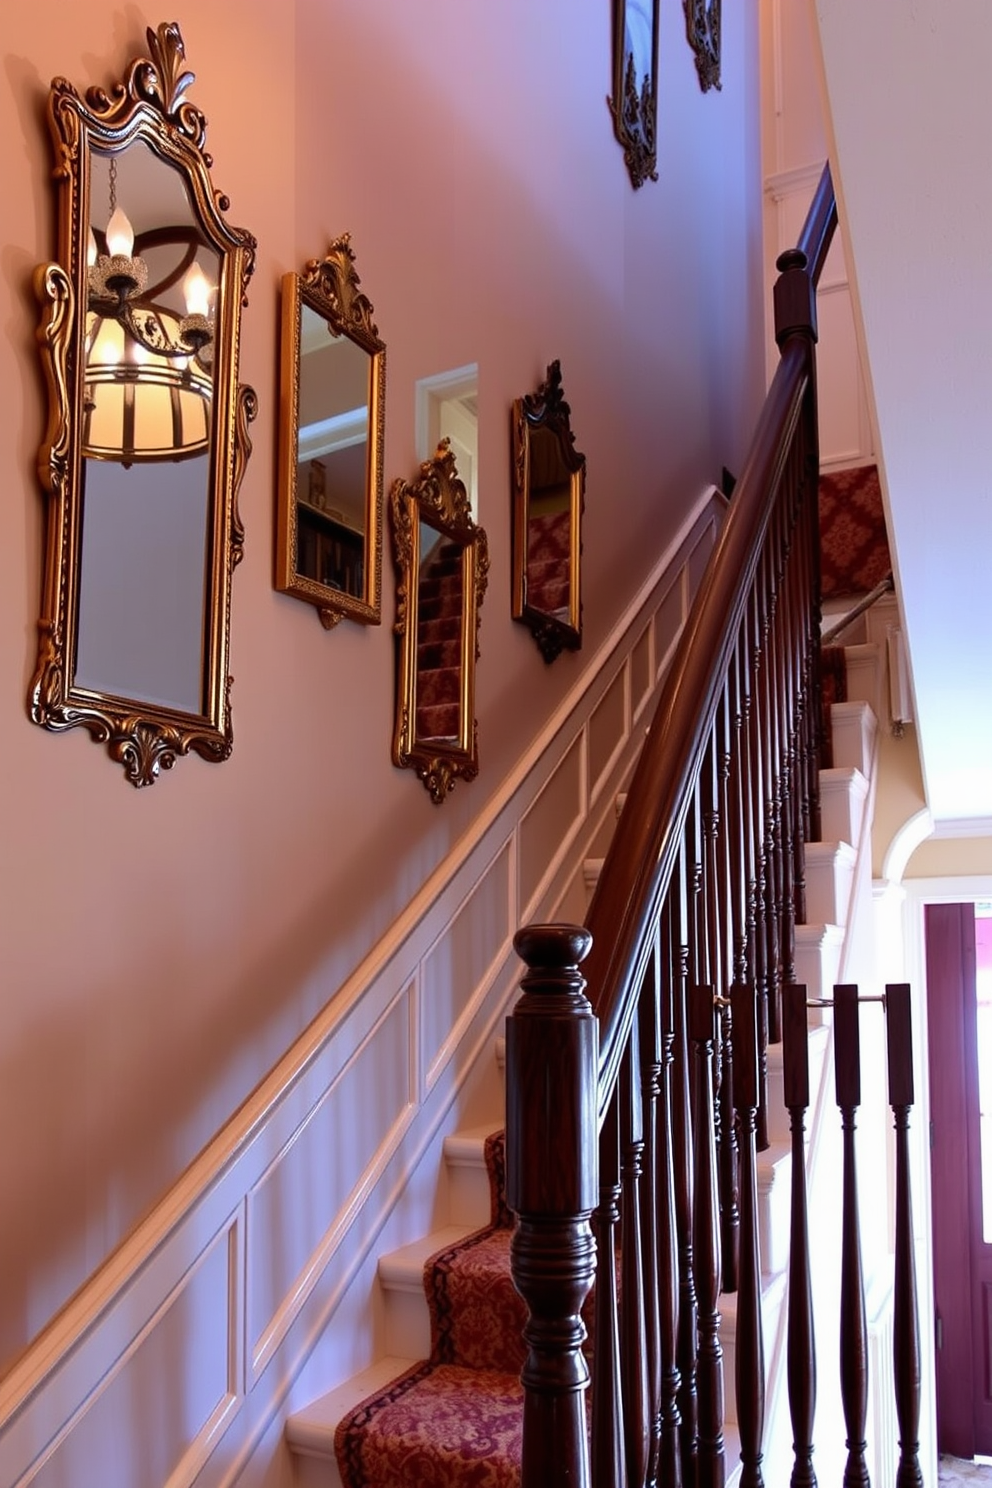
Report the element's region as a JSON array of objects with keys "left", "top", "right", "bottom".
[{"left": 0, "top": 0, "right": 763, "bottom": 1371}]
